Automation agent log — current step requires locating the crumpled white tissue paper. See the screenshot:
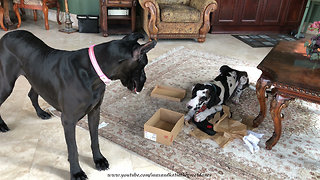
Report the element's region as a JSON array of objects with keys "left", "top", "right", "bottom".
[{"left": 243, "top": 130, "right": 264, "bottom": 154}]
